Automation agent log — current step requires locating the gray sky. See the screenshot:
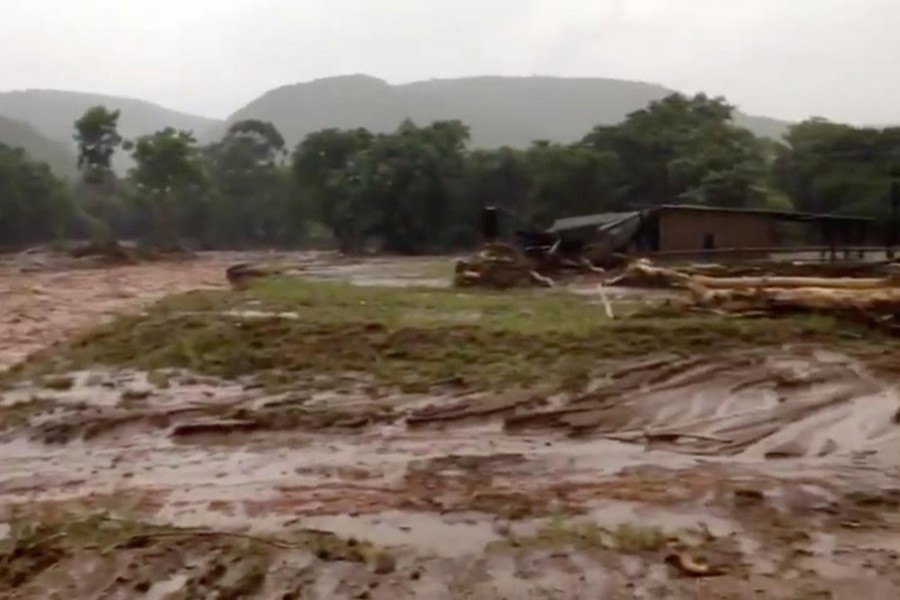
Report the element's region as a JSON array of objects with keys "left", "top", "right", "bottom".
[{"left": 2, "top": 0, "right": 898, "bottom": 123}]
